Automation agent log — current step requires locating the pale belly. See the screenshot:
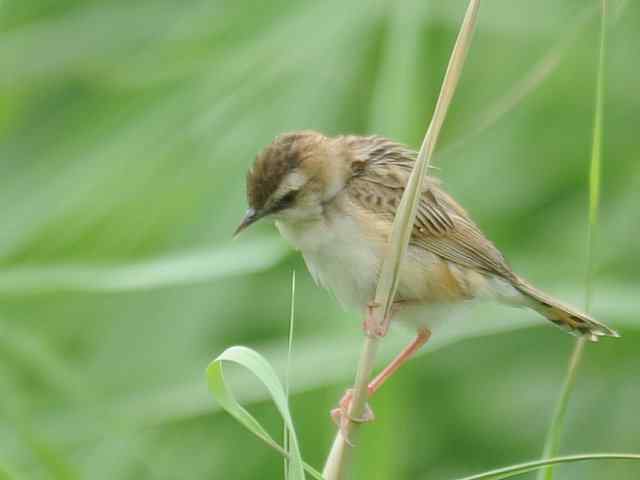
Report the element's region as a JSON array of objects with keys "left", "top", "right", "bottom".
[{"left": 275, "top": 215, "right": 523, "bottom": 328}]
